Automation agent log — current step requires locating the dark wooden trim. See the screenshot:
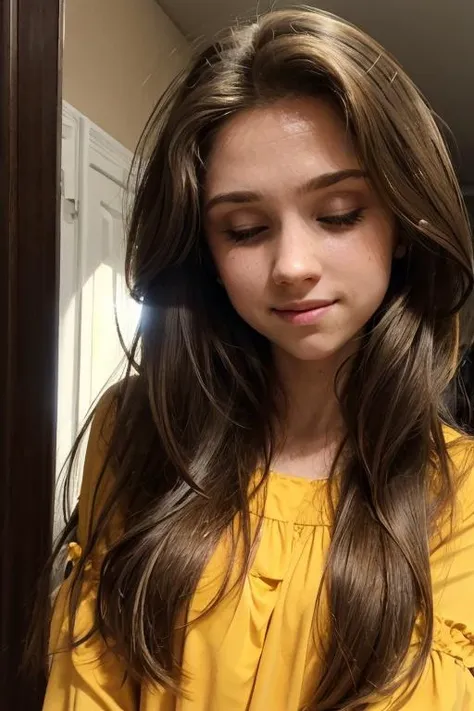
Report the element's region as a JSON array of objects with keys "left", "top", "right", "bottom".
[{"left": 0, "top": 0, "right": 62, "bottom": 707}]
